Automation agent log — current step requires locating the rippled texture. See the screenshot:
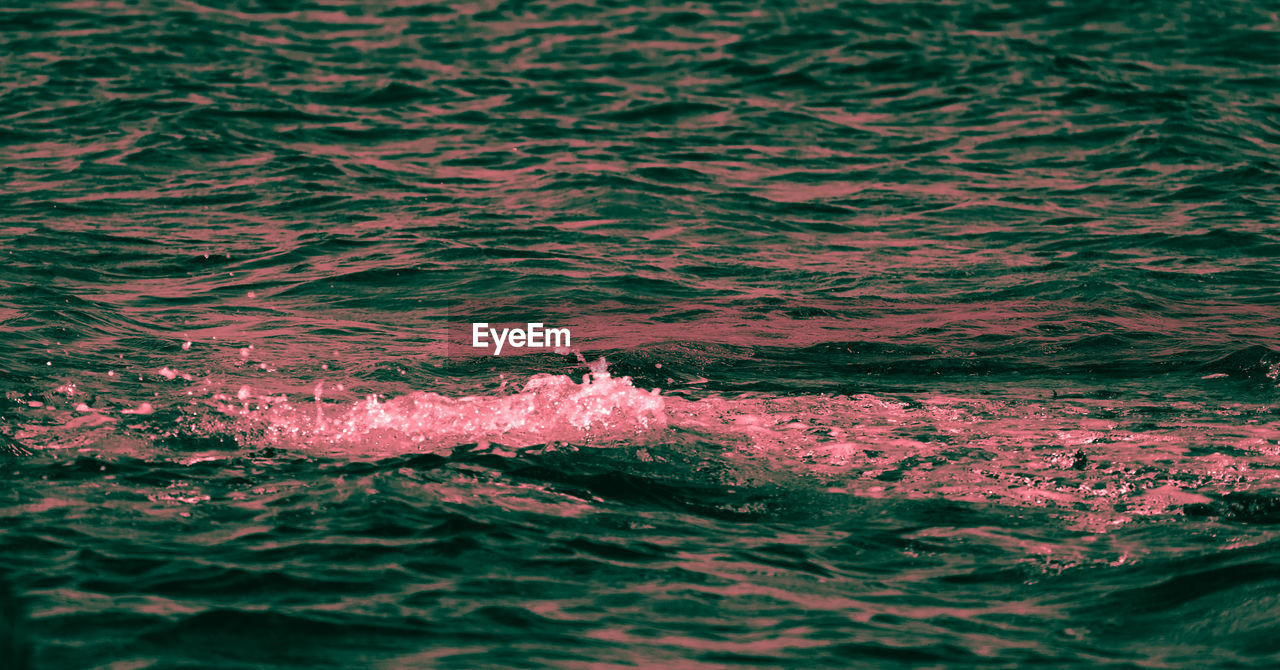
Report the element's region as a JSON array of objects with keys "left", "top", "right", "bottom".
[{"left": 3, "top": 0, "right": 1280, "bottom": 667}]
